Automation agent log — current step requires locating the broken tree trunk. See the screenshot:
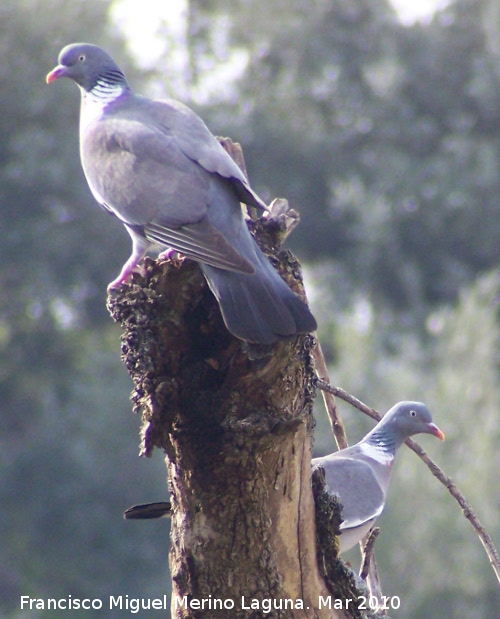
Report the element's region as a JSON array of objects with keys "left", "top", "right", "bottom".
[{"left": 108, "top": 142, "right": 368, "bottom": 619}]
